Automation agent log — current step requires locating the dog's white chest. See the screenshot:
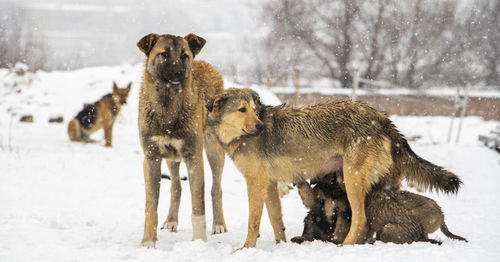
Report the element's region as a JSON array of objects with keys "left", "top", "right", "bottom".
[{"left": 150, "top": 135, "right": 184, "bottom": 160}]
